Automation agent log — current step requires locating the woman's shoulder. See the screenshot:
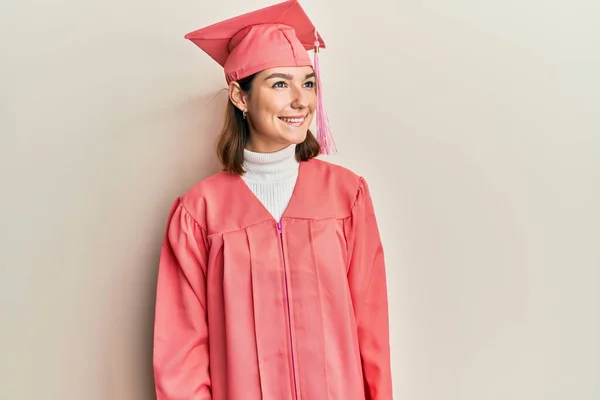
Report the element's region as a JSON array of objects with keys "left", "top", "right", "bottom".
[
  {"left": 304, "top": 158, "right": 370, "bottom": 211},
  {"left": 306, "top": 158, "right": 366, "bottom": 192},
  {"left": 172, "top": 170, "right": 236, "bottom": 228}
]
